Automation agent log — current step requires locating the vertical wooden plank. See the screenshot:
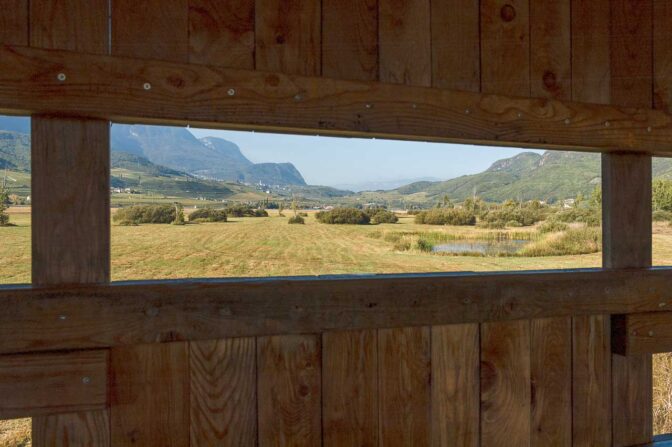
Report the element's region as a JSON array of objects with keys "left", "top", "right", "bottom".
[
  {"left": 255, "top": 0, "right": 321, "bottom": 76},
  {"left": 110, "top": 343, "right": 190, "bottom": 447},
  {"left": 530, "top": 0, "right": 571, "bottom": 99},
  {"left": 322, "top": 0, "right": 378, "bottom": 81},
  {"left": 431, "top": 324, "right": 479, "bottom": 447},
  {"left": 480, "top": 0, "right": 530, "bottom": 96},
  {"left": 323, "top": 330, "right": 377, "bottom": 447},
  {"left": 188, "top": 0, "right": 255, "bottom": 69},
  {"left": 530, "top": 318, "right": 572, "bottom": 447},
  {"left": 257, "top": 334, "right": 321, "bottom": 446},
  {"left": 379, "top": 0, "right": 431, "bottom": 86},
  {"left": 480, "top": 320, "right": 531, "bottom": 447},
  {"left": 653, "top": 0, "right": 672, "bottom": 112},
  {"left": 112, "top": 0, "right": 189, "bottom": 62},
  {"left": 0, "top": 0, "right": 28, "bottom": 45},
  {"left": 30, "top": 0, "right": 108, "bottom": 54},
  {"left": 571, "top": 0, "right": 611, "bottom": 104},
  {"left": 603, "top": 153, "right": 653, "bottom": 447},
  {"left": 190, "top": 338, "right": 256, "bottom": 446},
  {"left": 610, "top": 0, "right": 653, "bottom": 108},
  {"left": 33, "top": 411, "right": 110, "bottom": 447},
  {"left": 378, "top": 326, "right": 431, "bottom": 446}
]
